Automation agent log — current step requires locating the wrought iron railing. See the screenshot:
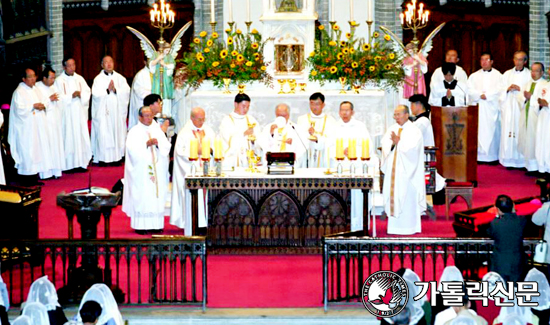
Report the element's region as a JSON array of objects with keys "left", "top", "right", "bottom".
[
  {"left": 322, "top": 231, "right": 539, "bottom": 311},
  {"left": 0, "top": 237, "right": 207, "bottom": 310}
]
